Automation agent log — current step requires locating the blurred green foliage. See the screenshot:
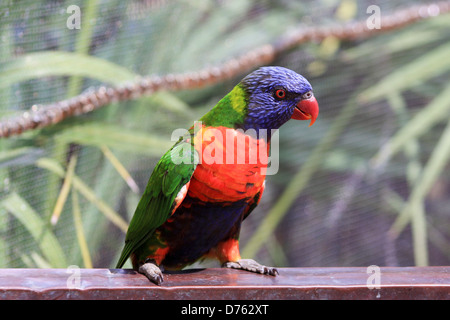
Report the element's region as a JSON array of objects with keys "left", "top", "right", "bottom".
[{"left": 0, "top": 0, "right": 449, "bottom": 270}]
